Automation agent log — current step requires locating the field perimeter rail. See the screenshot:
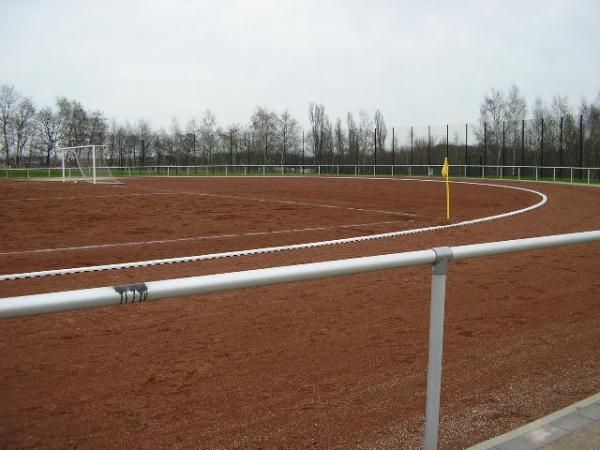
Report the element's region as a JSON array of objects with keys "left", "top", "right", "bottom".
[{"left": 0, "top": 179, "right": 547, "bottom": 281}]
